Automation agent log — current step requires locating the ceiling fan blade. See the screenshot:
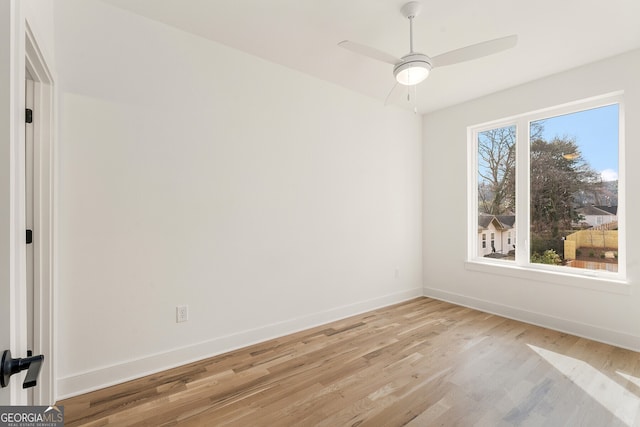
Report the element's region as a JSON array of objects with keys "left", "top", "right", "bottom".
[
  {"left": 431, "top": 35, "right": 517, "bottom": 68},
  {"left": 338, "top": 40, "right": 400, "bottom": 65}
]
